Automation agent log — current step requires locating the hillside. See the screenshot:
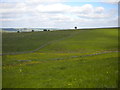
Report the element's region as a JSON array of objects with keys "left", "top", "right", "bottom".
[
  {"left": 2, "top": 28, "right": 118, "bottom": 53},
  {"left": 2, "top": 28, "right": 119, "bottom": 88}
]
